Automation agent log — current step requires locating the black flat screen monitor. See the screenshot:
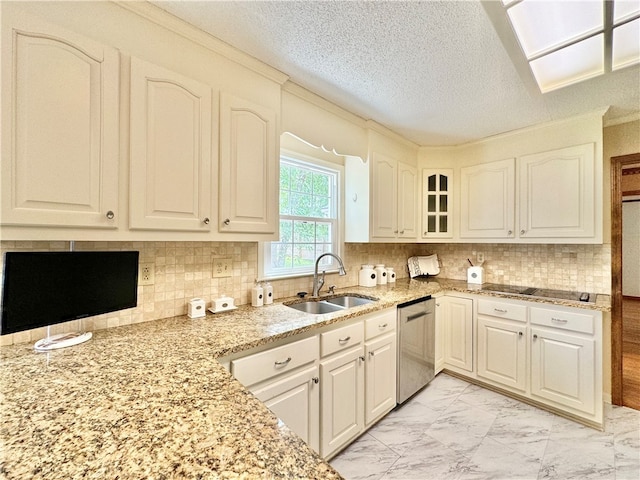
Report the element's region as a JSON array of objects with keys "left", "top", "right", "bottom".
[{"left": 1, "top": 251, "right": 139, "bottom": 335}]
